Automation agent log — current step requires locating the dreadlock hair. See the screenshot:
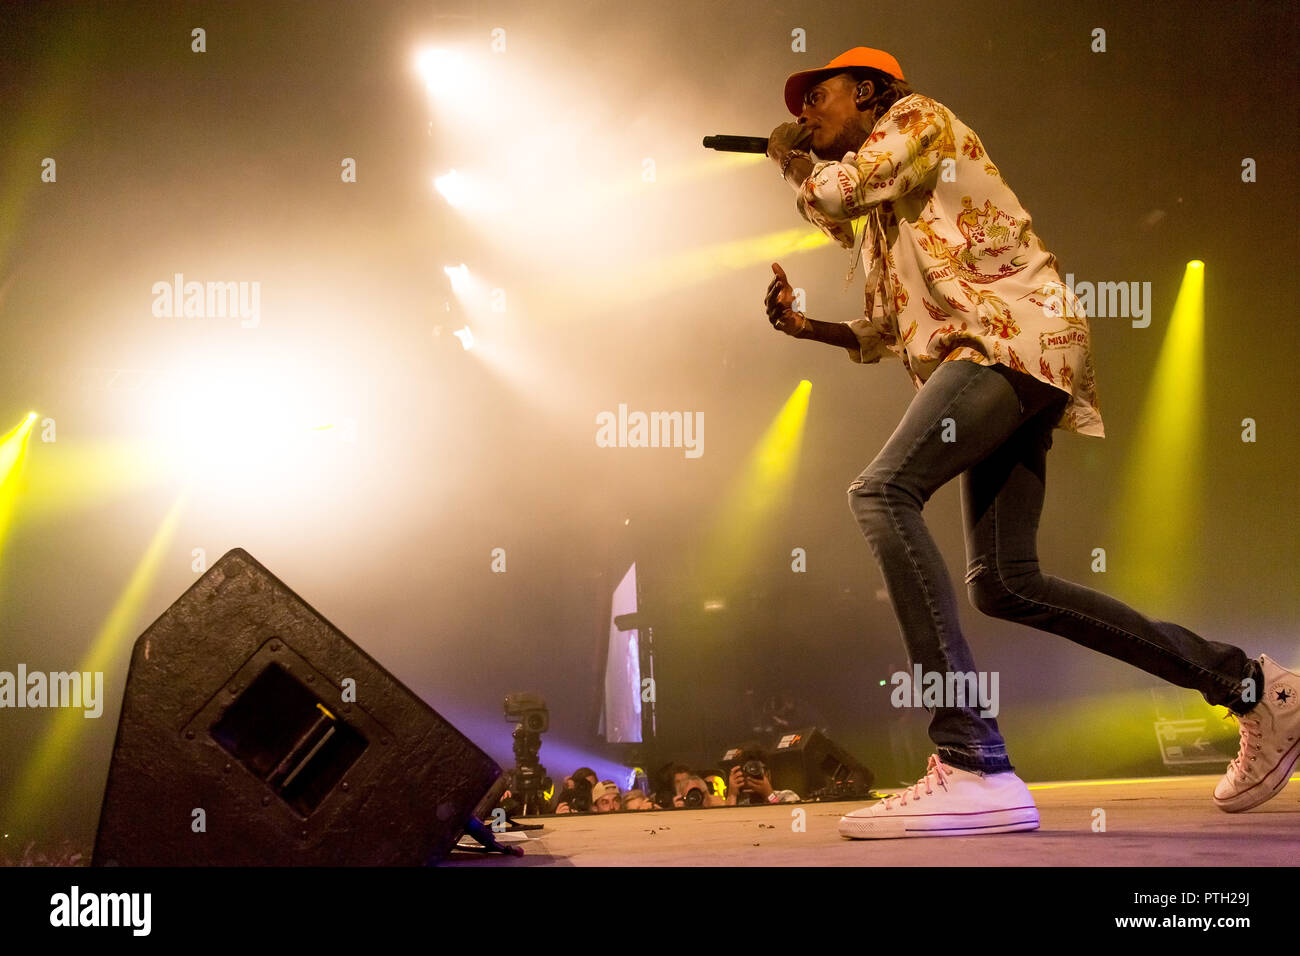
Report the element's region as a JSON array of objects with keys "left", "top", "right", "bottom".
[{"left": 836, "top": 67, "right": 916, "bottom": 120}]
